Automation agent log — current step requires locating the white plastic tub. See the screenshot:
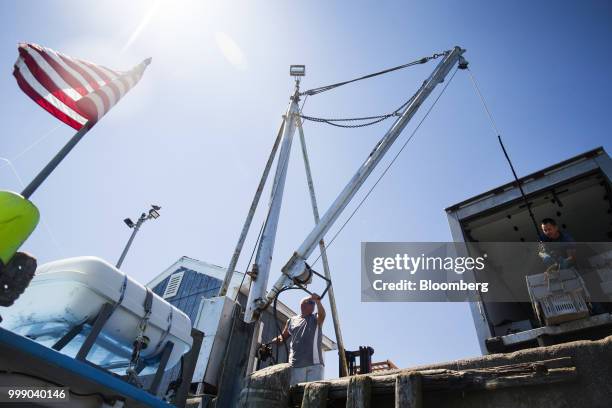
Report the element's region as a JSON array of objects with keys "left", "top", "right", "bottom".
[
  {"left": 526, "top": 268, "right": 590, "bottom": 326},
  {"left": 1, "top": 256, "right": 193, "bottom": 375}
]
